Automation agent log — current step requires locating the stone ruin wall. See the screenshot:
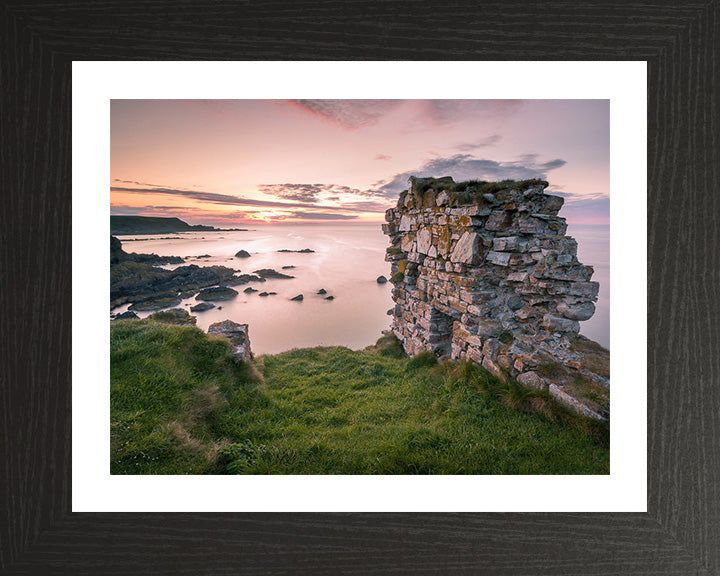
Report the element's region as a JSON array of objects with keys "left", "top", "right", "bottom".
[{"left": 382, "top": 177, "right": 608, "bottom": 420}]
